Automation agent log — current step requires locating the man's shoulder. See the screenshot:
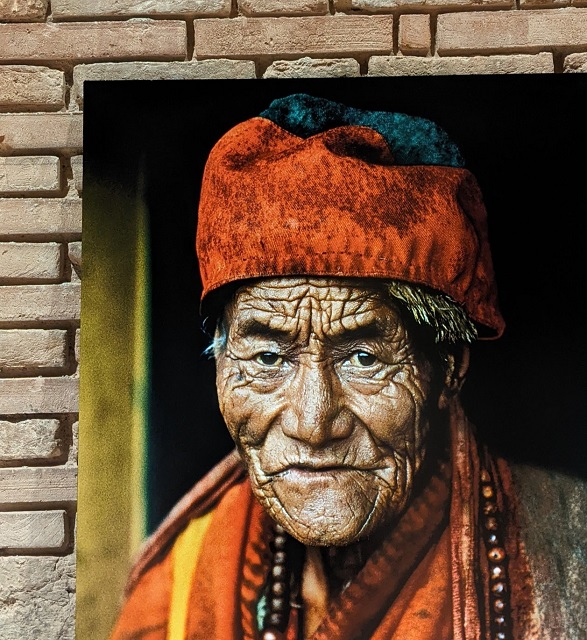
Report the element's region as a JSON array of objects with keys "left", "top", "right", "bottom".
[
  {"left": 124, "top": 449, "right": 246, "bottom": 597},
  {"left": 509, "top": 462, "right": 587, "bottom": 639}
]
